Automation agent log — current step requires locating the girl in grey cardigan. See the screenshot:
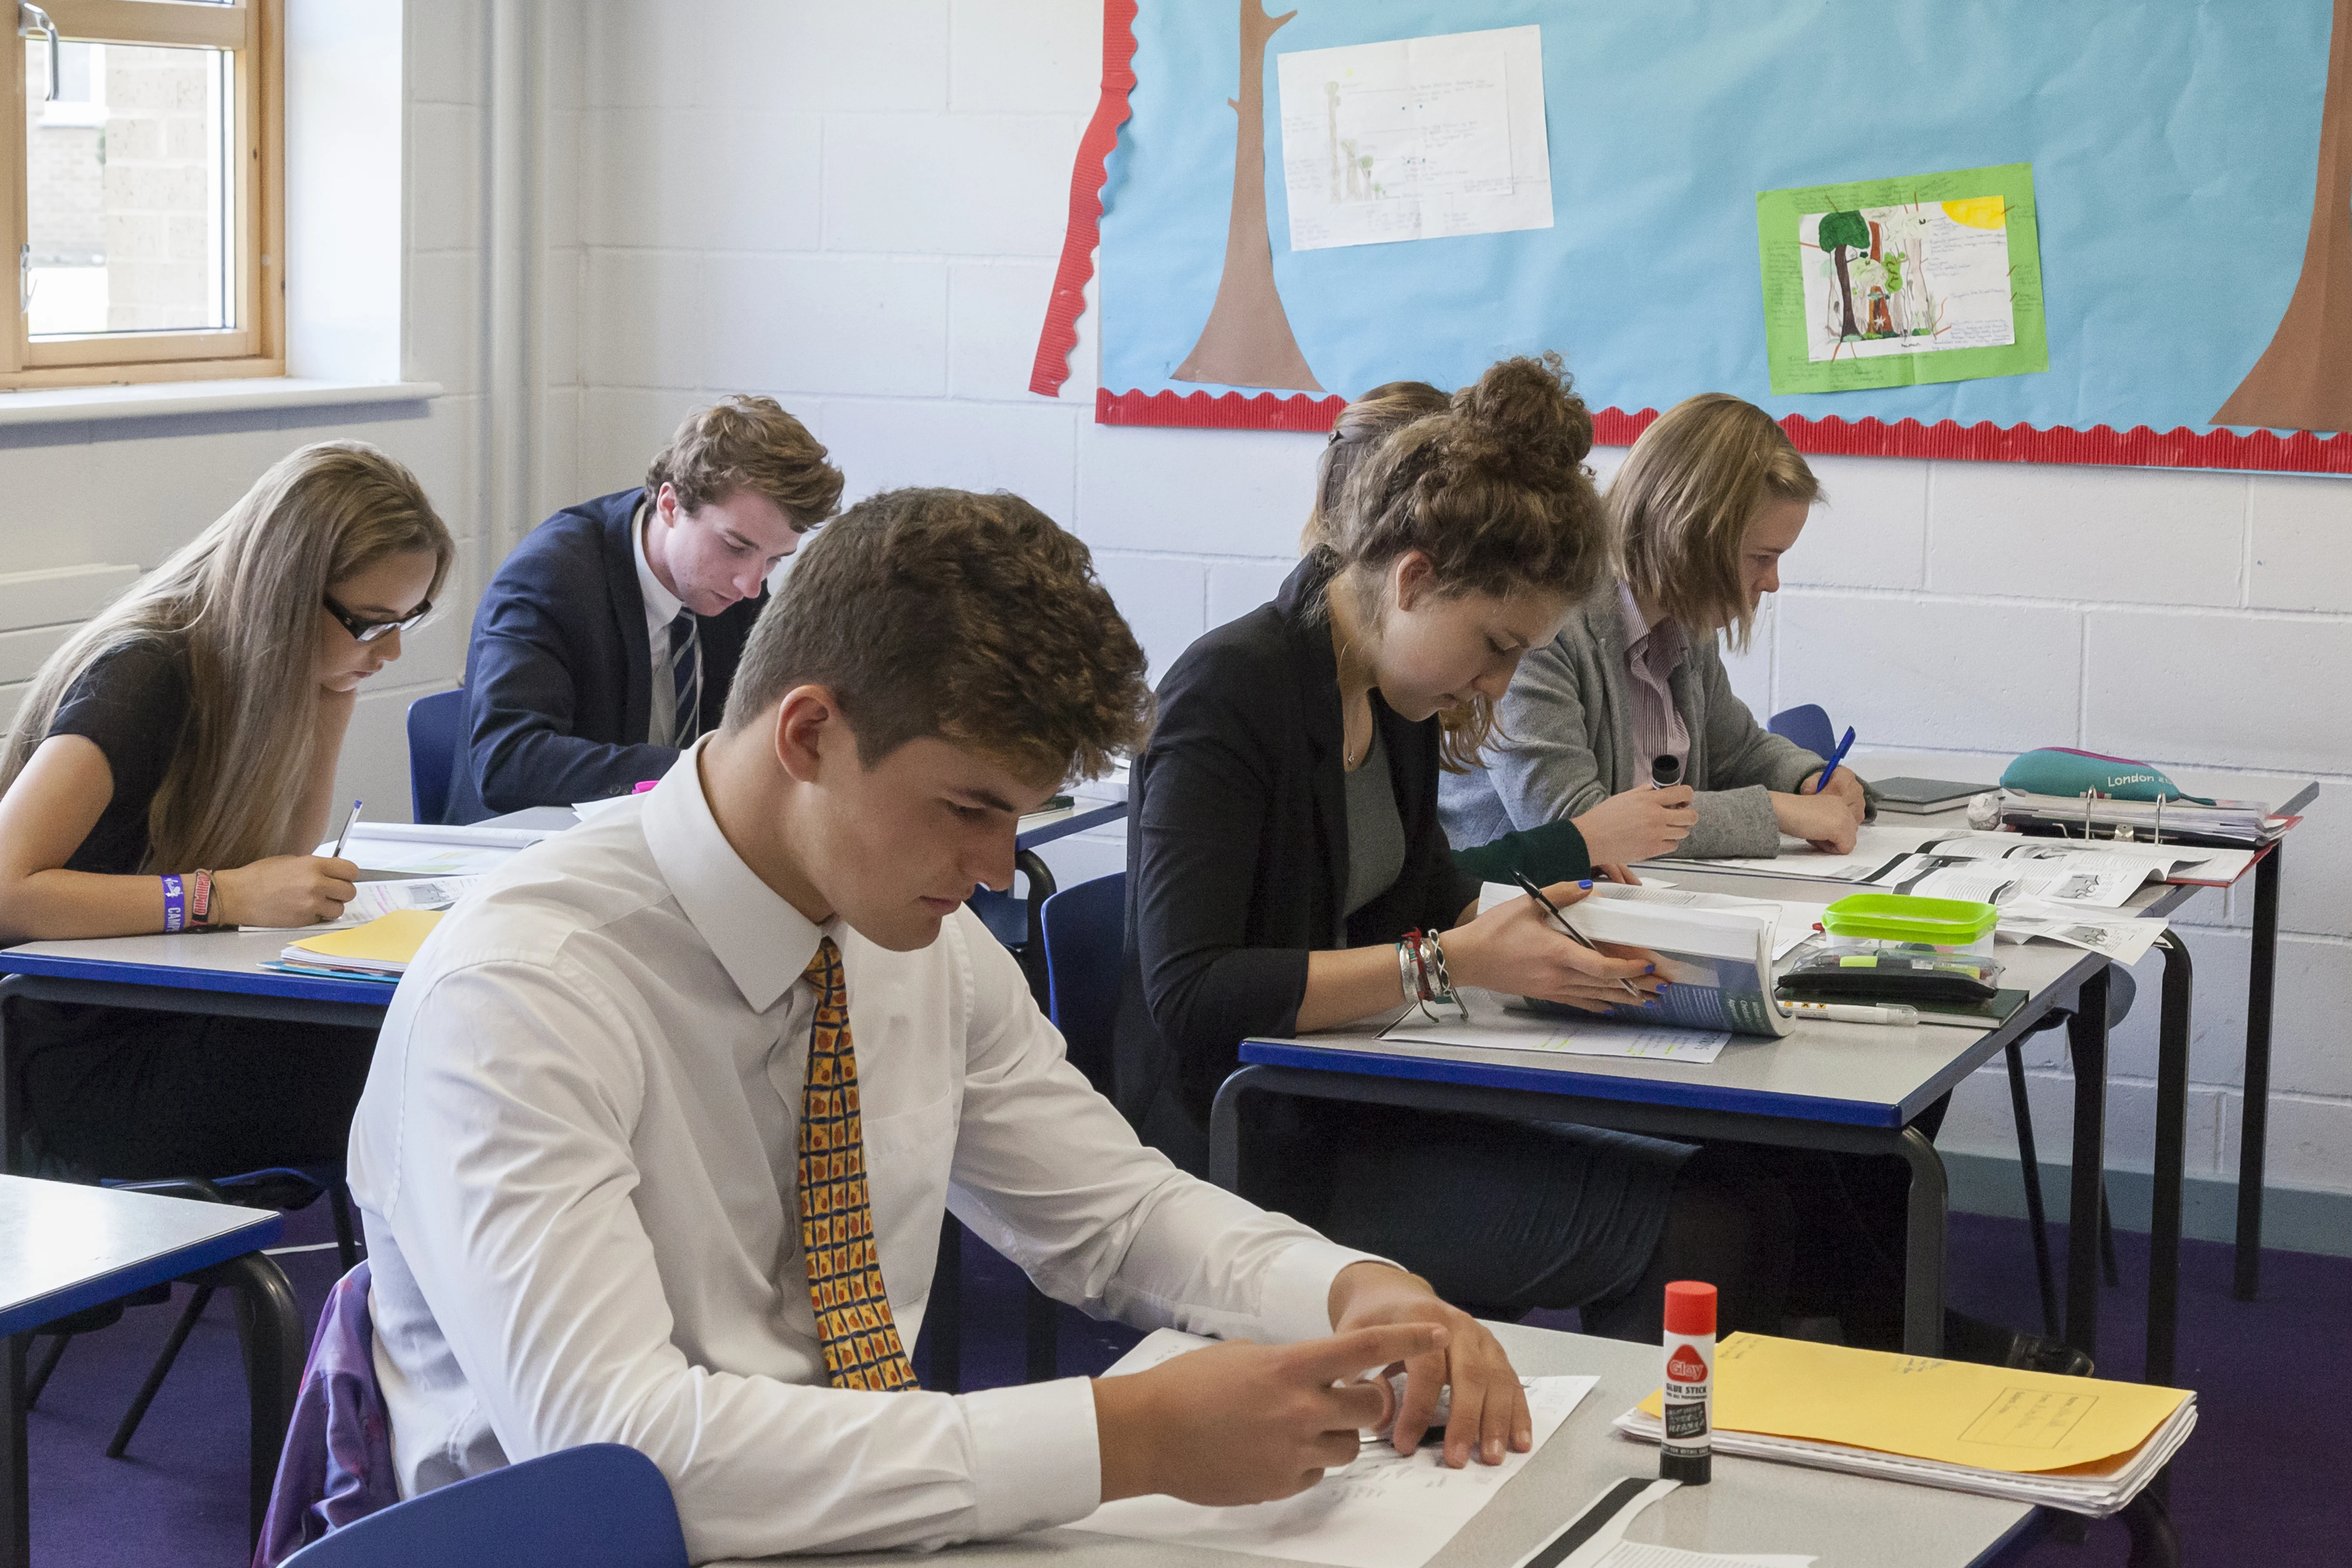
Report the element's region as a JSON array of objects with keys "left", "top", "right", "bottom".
[{"left": 1441, "top": 394, "right": 1866, "bottom": 862}]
